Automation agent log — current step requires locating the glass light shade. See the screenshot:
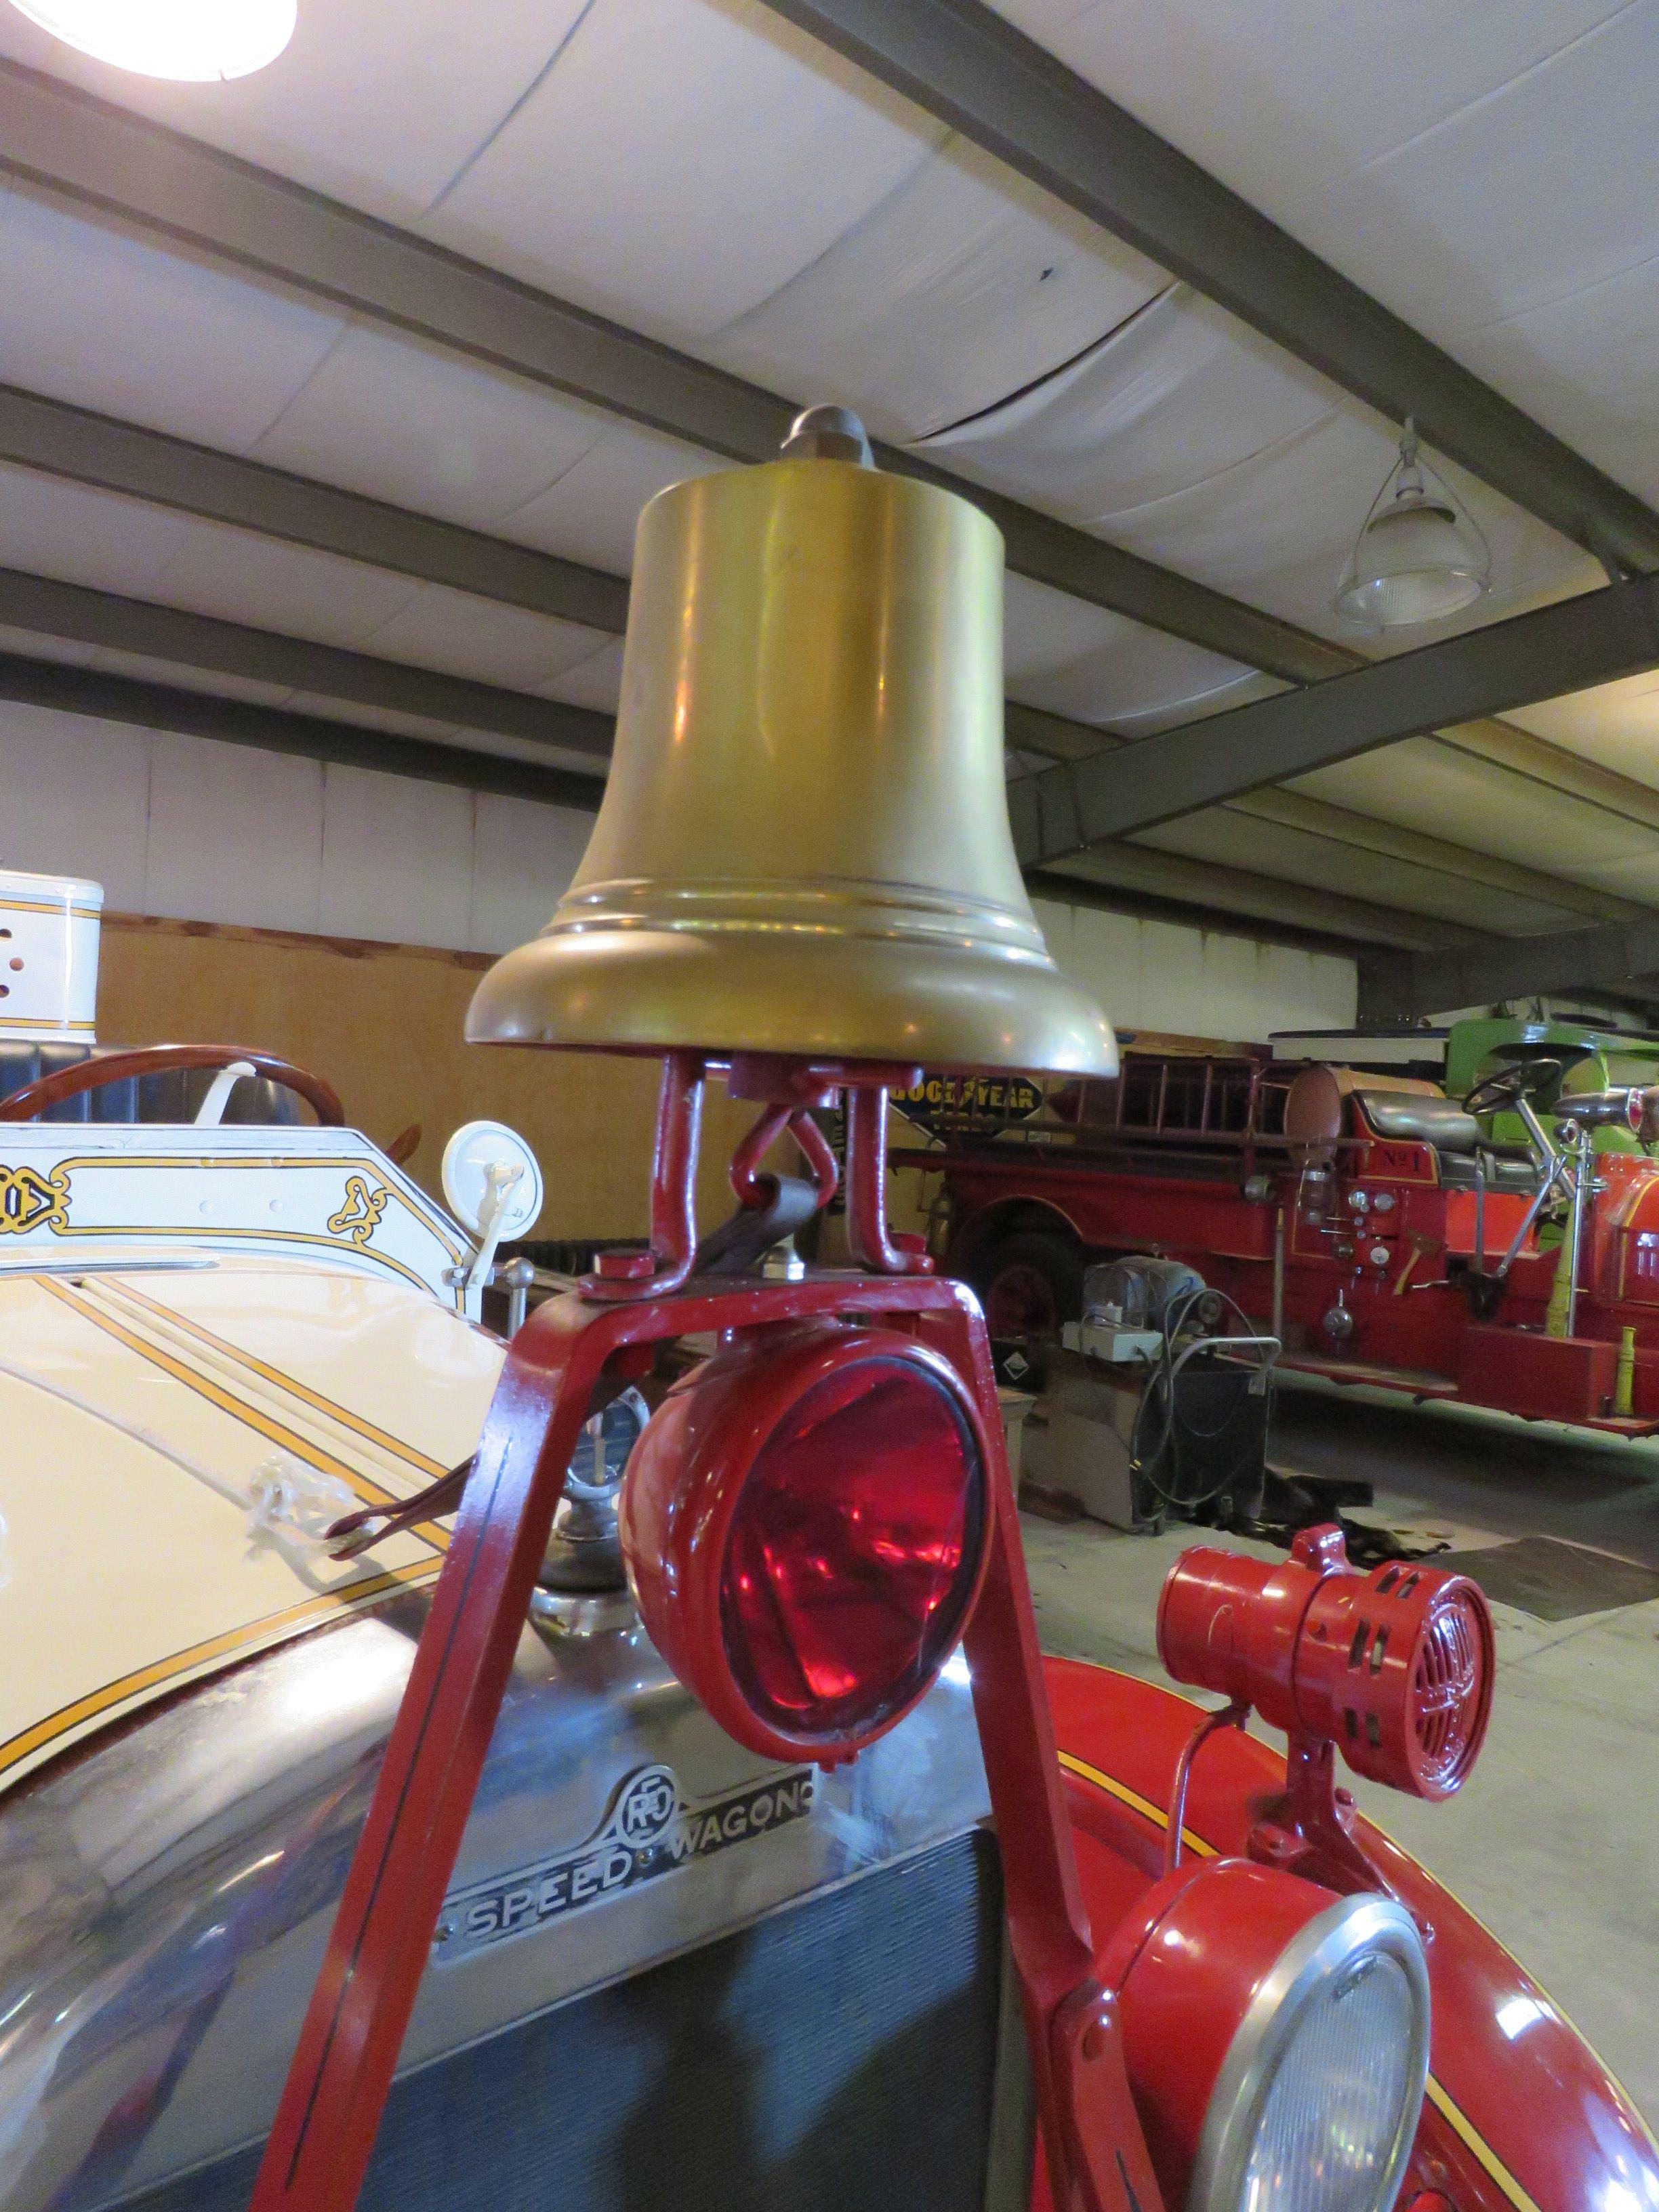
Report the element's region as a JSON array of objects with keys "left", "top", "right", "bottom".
[
  {"left": 1335, "top": 486, "right": 1490, "bottom": 630},
  {"left": 7, "top": 0, "right": 296, "bottom": 79}
]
